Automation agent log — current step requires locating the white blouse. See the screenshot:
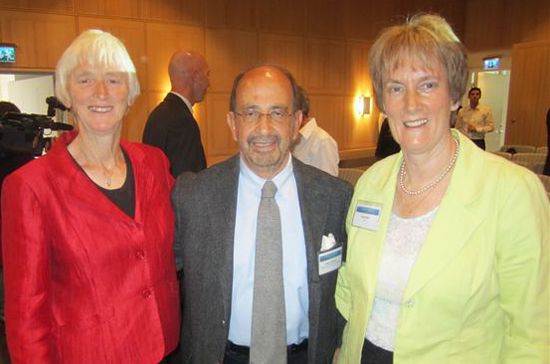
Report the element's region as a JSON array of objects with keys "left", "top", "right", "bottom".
[{"left": 365, "top": 208, "right": 438, "bottom": 351}]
